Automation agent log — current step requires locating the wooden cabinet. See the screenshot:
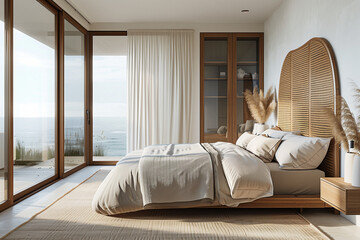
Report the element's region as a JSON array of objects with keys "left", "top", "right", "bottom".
[
  {"left": 200, "top": 33, "right": 264, "bottom": 143},
  {"left": 321, "top": 177, "right": 360, "bottom": 215}
]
